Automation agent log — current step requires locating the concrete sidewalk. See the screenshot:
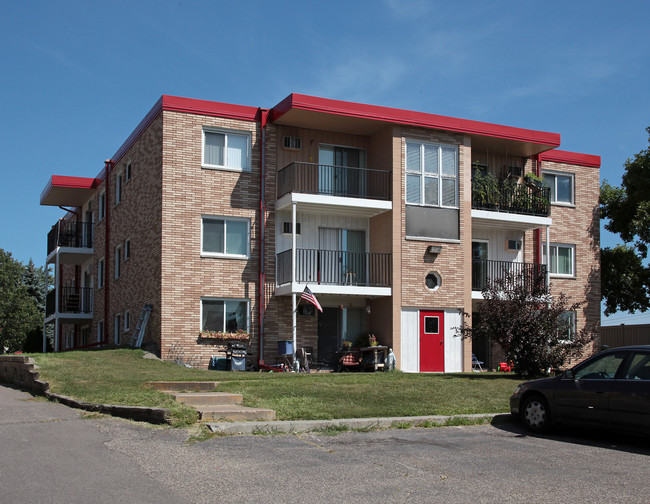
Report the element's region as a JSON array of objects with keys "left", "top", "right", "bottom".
[{"left": 207, "top": 412, "right": 511, "bottom": 434}]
